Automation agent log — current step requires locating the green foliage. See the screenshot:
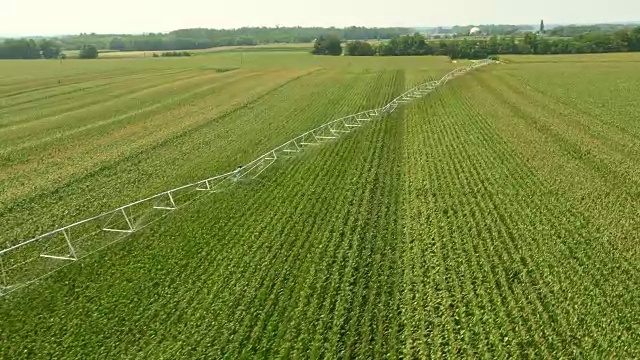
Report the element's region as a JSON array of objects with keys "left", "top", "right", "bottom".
[
  {"left": 57, "top": 33, "right": 112, "bottom": 50},
  {"left": 0, "top": 39, "right": 41, "bottom": 59},
  {"left": 376, "top": 33, "right": 434, "bottom": 56},
  {"left": 78, "top": 44, "right": 99, "bottom": 59},
  {"left": 36, "top": 27, "right": 411, "bottom": 52},
  {"left": 353, "top": 26, "right": 640, "bottom": 59},
  {"left": 311, "top": 35, "right": 343, "bottom": 56},
  {"left": 38, "top": 39, "right": 61, "bottom": 59},
  {"left": 344, "top": 41, "right": 376, "bottom": 56},
  {"left": 548, "top": 23, "right": 637, "bottom": 37}
]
